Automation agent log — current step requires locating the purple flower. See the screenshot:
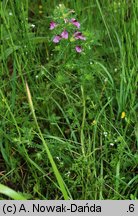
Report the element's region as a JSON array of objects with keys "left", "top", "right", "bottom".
[
  {"left": 70, "top": 18, "right": 80, "bottom": 28},
  {"left": 75, "top": 46, "right": 82, "bottom": 53},
  {"left": 61, "top": 30, "right": 68, "bottom": 39},
  {"left": 53, "top": 35, "right": 62, "bottom": 43},
  {"left": 50, "top": 21, "right": 57, "bottom": 30},
  {"left": 74, "top": 32, "right": 86, "bottom": 40}
]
